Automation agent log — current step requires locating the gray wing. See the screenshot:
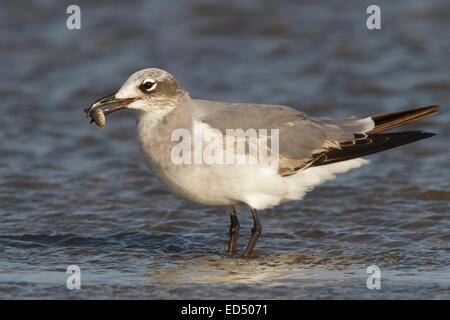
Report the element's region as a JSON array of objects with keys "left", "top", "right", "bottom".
[{"left": 191, "top": 99, "right": 374, "bottom": 175}]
